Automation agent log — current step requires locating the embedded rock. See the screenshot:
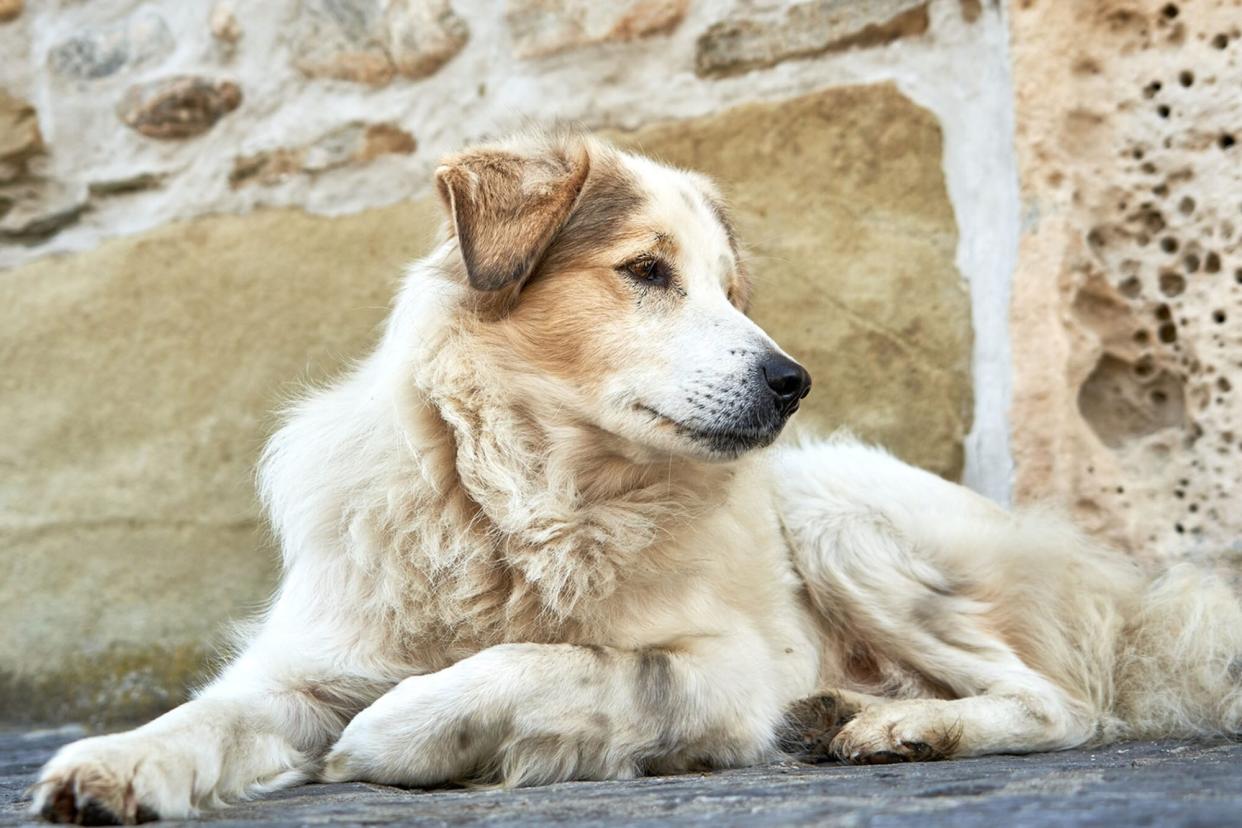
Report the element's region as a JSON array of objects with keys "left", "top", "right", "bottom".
[
  {"left": 0, "top": 89, "right": 41, "bottom": 182},
  {"left": 0, "top": 0, "right": 21, "bottom": 24},
  {"left": 291, "top": 0, "right": 468, "bottom": 86},
  {"left": 229, "top": 122, "right": 416, "bottom": 187},
  {"left": 117, "top": 76, "right": 242, "bottom": 139},
  {"left": 0, "top": 181, "right": 87, "bottom": 243},
  {"left": 695, "top": 0, "right": 930, "bottom": 78},
  {"left": 506, "top": 0, "right": 689, "bottom": 59},
  {"left": 46, "top": 10, "right": 175, "bottom": 81},
  {"left": 210, "top": 1, "right": 242, "bottom": 44}
]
